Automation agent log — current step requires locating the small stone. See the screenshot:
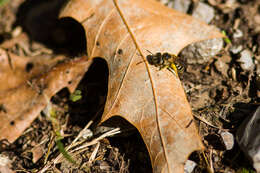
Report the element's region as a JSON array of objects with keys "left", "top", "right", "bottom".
[
  {"left": 225, "top": 0, "right": 237, "bottom": 7},
  {"left": 220, "top": 131, "right": 234, "bottom": 150},
  {"left": 230, "top": 45, "right": 243, "bottom": 54},
  {"left": 82, "top": 129, "right": 93, "bottom": 139},
  {"left": 172, "top": 0, "right": 191, "bottom": 13},
  {"left": 181, "top": 38, "right": 223, "bottom": 64},
  {"left": 233, "top": 29, "right": 243, "bottom": 38},
  {"left": 160, "top": 0, "right": 169, "bottom": 5},
  {"left": 94, "top": 126, "right": 114, "bottom": 135},
  {"left": 238, "top": 49, "right": 255, "bottom": 71},
  {"left": 184, "top": 160, "right": 197, "bottom": 173},
  {"left": 192, "top": 2, "right": 215, "bottom": 24}
]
